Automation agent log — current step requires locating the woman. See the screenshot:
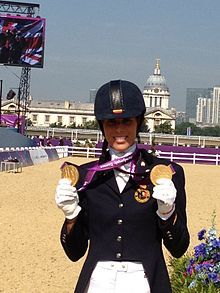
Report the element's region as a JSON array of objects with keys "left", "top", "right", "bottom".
[{"left": 55, "top": 80, "right": 190, "bottom": 293}]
